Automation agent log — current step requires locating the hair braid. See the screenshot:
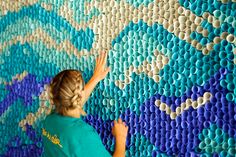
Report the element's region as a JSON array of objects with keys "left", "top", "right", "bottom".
[{"left": 71, "top": 72, "right": 86, "bottom": 116}]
